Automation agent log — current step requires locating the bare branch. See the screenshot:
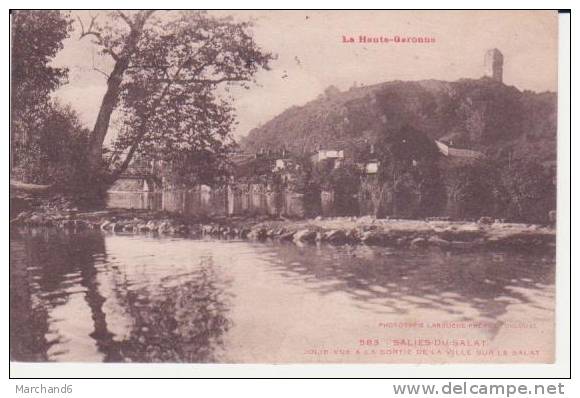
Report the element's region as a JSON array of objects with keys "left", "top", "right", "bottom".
[
  {"left": 120, "top": 10, "right": 156, "bottom": 29},
  {"left": 126, "top": 63, "right": 170, "bottom": 71},
  {"left": 76, "top": 15, "right": 85, "bottom": 33},
  {"left": 150, "top": 75, "right": 249, "bottom": 85},
  {"left": 116, "top": 11, "right": 134, "bottom": 28},
  {"left": 92, "top": 67, "right": 110, "bottom": 79},
  {"left": 77, "top": 14, "right": 98, "bottom": 39},
  {"left": 77, "top": 14, "right": 120, "bottom": 61},
  {"left": 91, "top": 50, "right": 110, "bottom": 79}
]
